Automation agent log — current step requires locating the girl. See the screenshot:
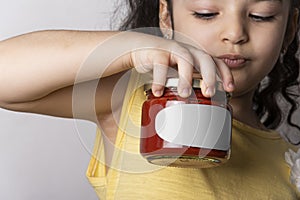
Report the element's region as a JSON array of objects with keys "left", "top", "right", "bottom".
[{"left": 0, "top": 0, "right": 299, "bottom": 199}]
